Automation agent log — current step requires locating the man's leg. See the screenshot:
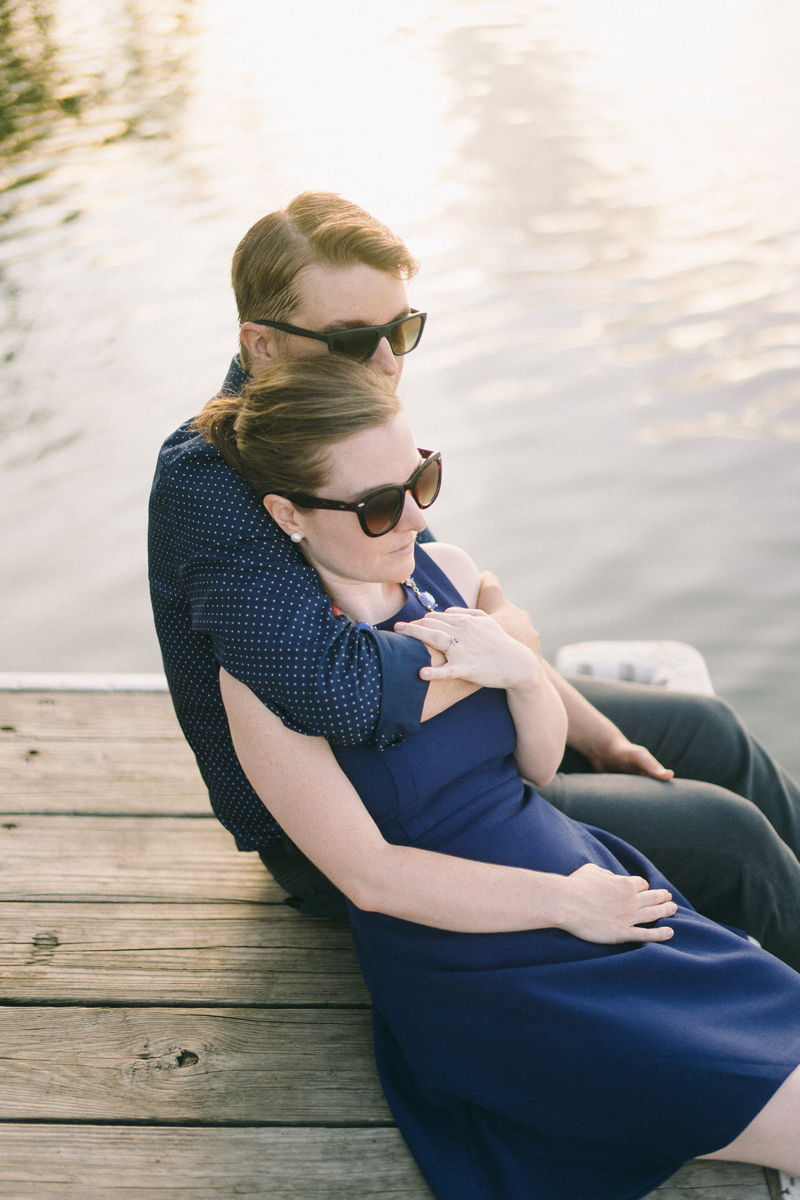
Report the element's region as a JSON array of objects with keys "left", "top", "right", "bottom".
[
  {"left": 258, "top": 838, "right": 349, "bottom": 921},
  {"left": 539, "top": 678, "right": 800, "bottom": 969},
  {"left": 565, "top": 677, "right": 800, "bottom": 855},
  {"left": 537, "top": 770, "right": 800, "bottom": 969}
]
